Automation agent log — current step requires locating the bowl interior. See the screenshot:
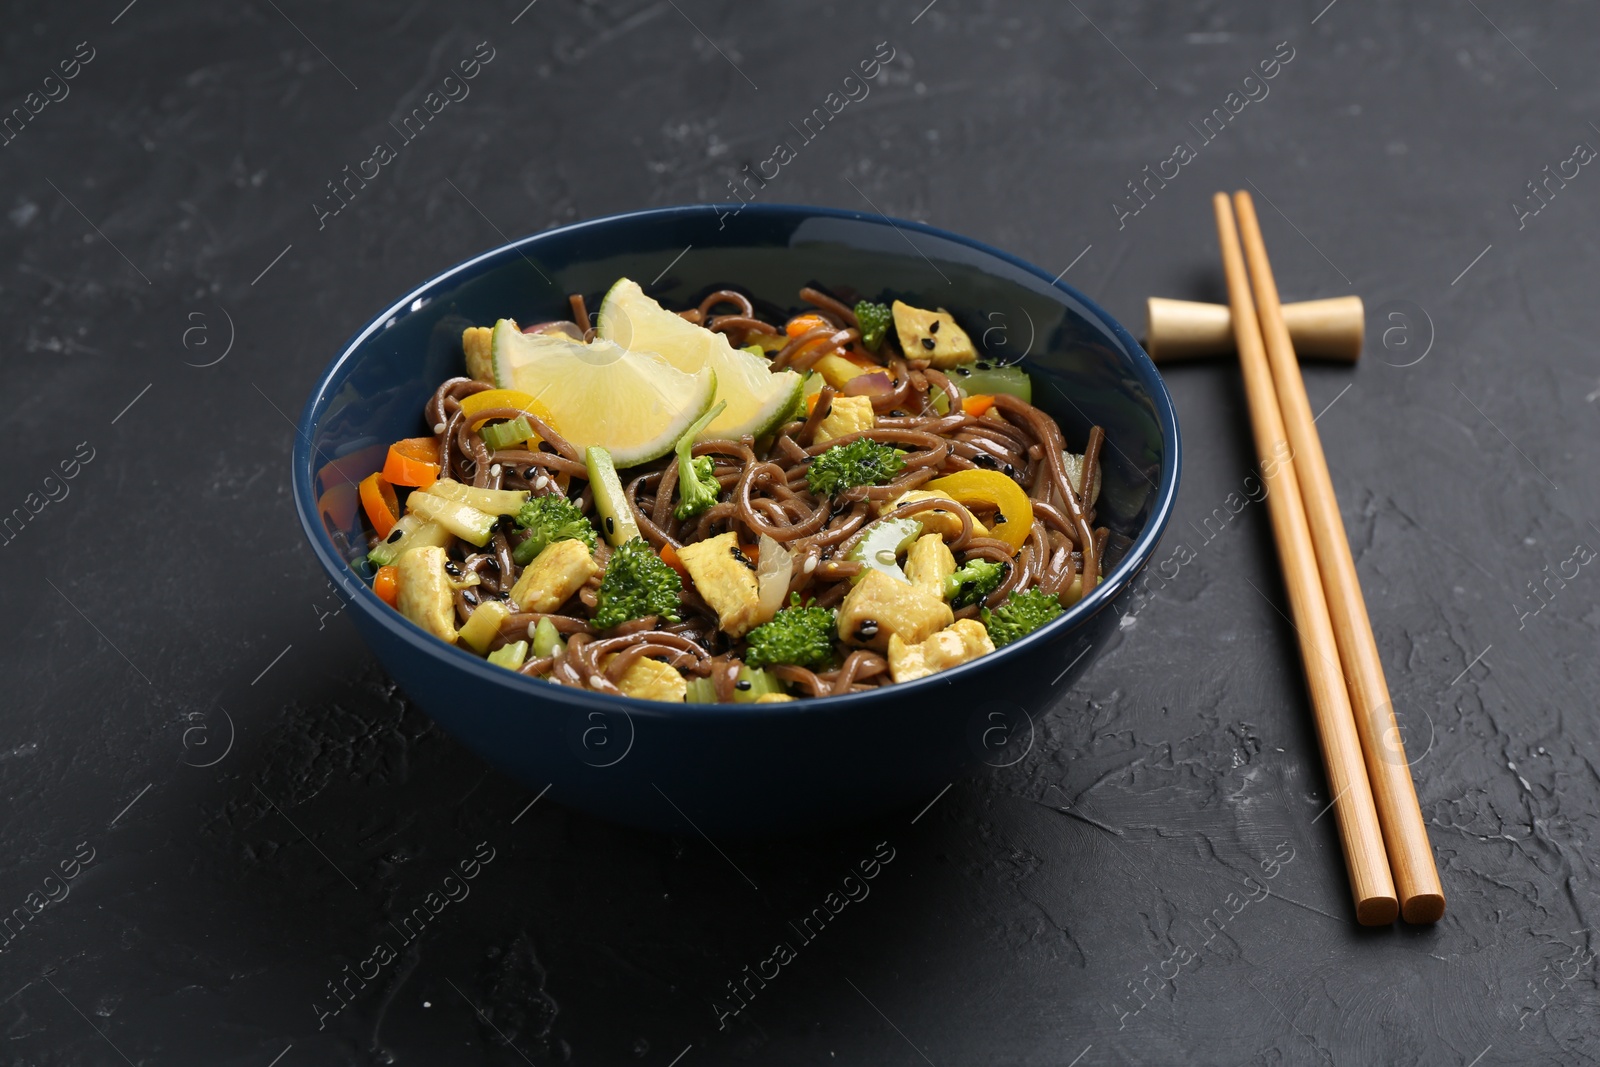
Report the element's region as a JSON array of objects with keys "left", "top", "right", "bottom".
[{"left": 298, "top": 204, "right": 1177, "bottom": 688}]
